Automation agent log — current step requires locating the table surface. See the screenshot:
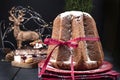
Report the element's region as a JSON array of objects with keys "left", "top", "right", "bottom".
[{"left": 0, "top": 49, "right": 120, "bottom": 80}]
